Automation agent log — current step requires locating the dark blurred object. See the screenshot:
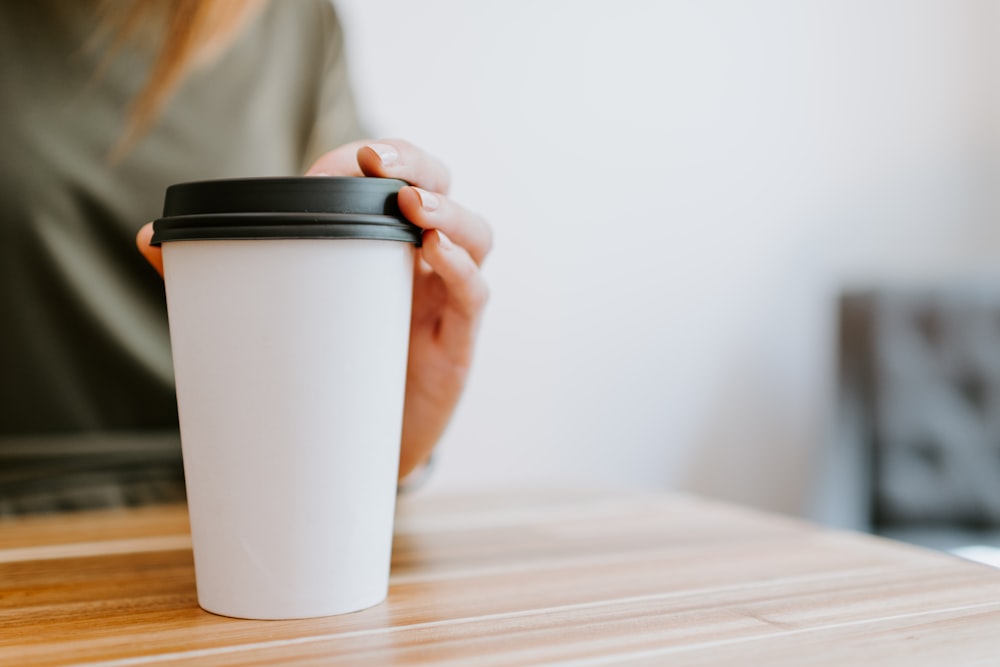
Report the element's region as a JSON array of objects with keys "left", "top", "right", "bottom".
[{"left": 839, "top": 288, "right": 1000, "bottom": 548}]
